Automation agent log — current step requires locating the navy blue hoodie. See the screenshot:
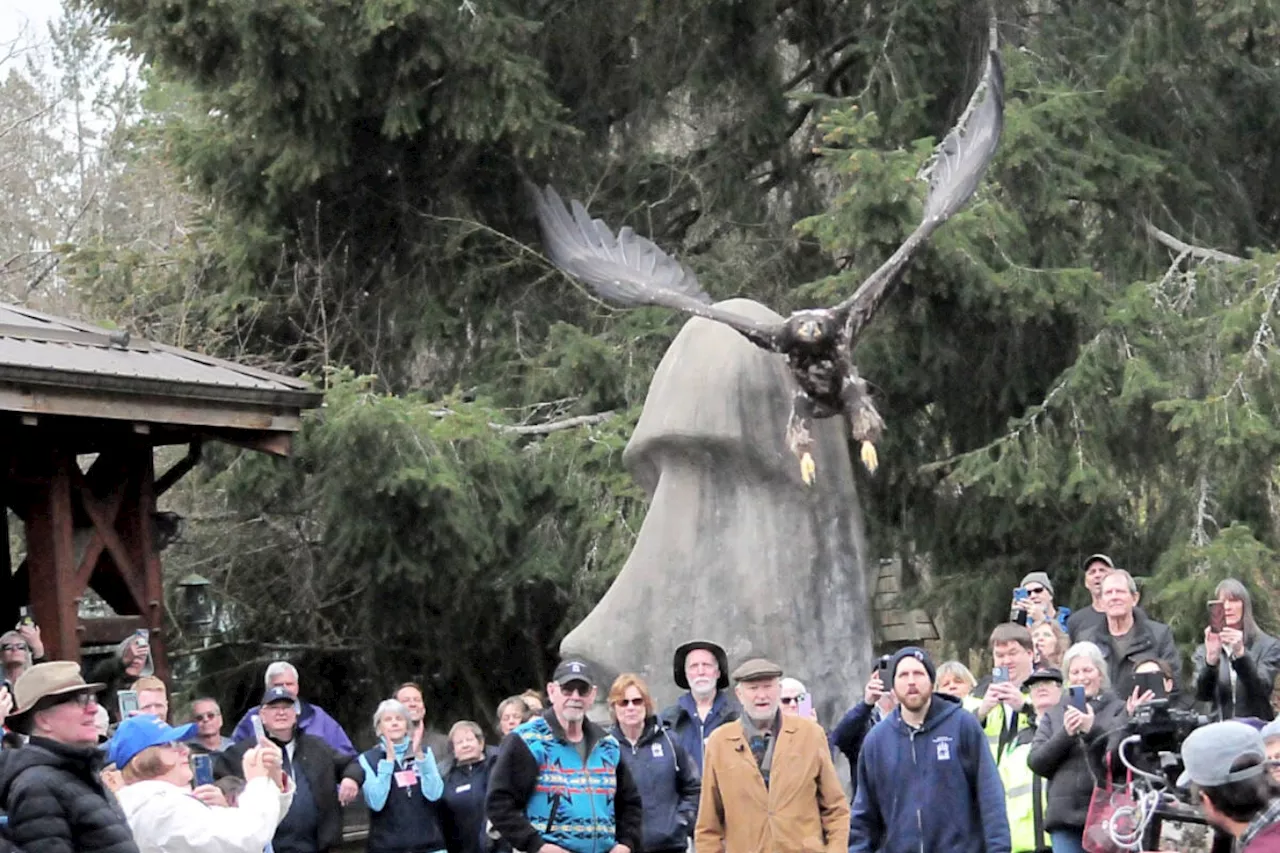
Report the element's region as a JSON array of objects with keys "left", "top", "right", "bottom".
[
  {"left": 849, "top": 693, "right": 1011, "bottom": 853},
  {"left": 657, "top": 692, "right": 739, "bottom": 774},
  {"left": 610, "top": 719, "right": 700, "bottom": 852}
]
